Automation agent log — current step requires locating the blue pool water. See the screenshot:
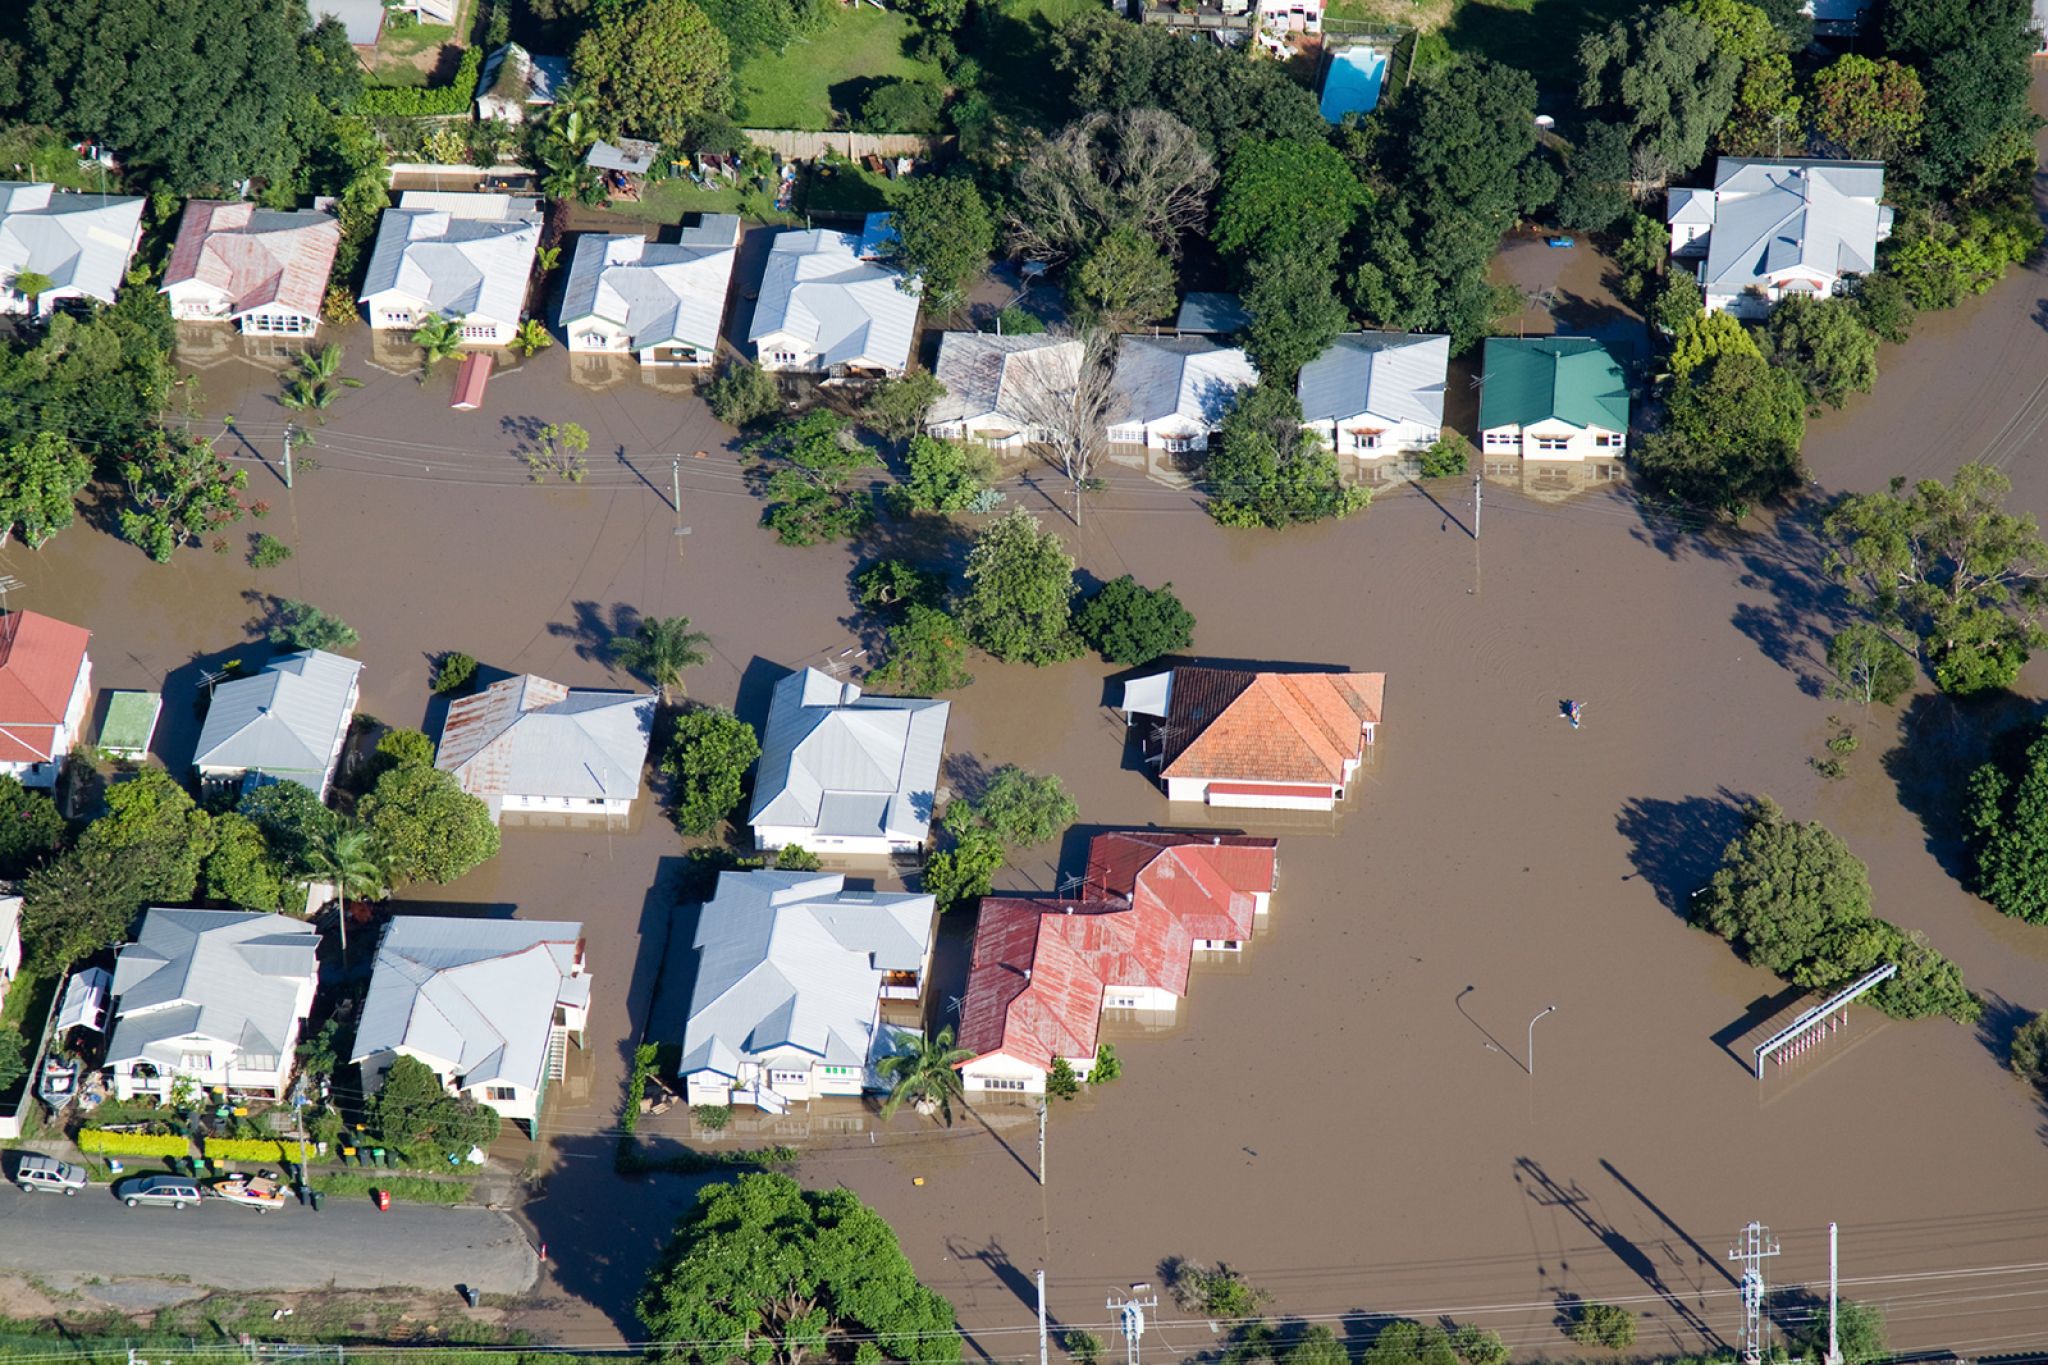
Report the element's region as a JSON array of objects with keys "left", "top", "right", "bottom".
[{"left": 1320, "top": 45, "right": 1389, "bottom": 123}]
